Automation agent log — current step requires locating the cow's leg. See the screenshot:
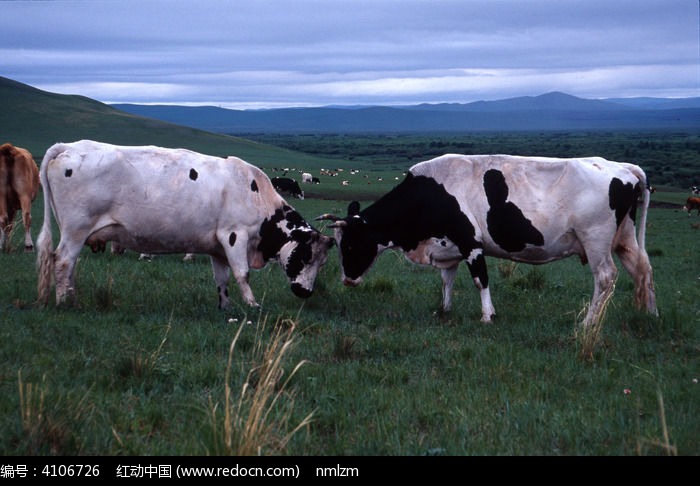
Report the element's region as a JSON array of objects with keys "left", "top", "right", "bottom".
[
  {"left": 465, "top": 250, "right": 495, "bottom": 322},
  {"left": 18, "top": 193, "right": 34, "bottom": 252},
  {"left": 53, "top": 238, "right": 84, "bottom": 305},
  {"left": 0, "top": 204, "right": 9, "bottom": 251},
  {"left": 210, "top": 255, "right": 232, "bottom": 309},
  {"left": 614, "top": 224, "right": 657, "bottom": 316},
  {"left": 584, "top": 251, "right": 618, "bottom": 328},
  {"left": 217, "top": 231, "right": 259, "bottom": 307},
  {"left": 440, "top": 264, "right": 459, "bottom": 312}
]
